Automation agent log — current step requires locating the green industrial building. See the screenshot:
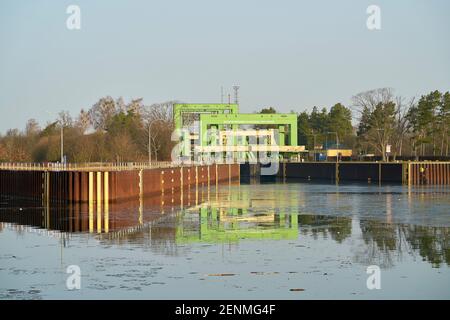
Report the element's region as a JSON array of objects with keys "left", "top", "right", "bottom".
[{"left": 173, "top": 103, "right": 306, "bottom": 162}]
